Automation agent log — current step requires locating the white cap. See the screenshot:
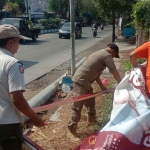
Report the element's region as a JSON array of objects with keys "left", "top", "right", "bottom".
[{"left": 0, "top": 24, "right": 30, "bottom": 40}]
